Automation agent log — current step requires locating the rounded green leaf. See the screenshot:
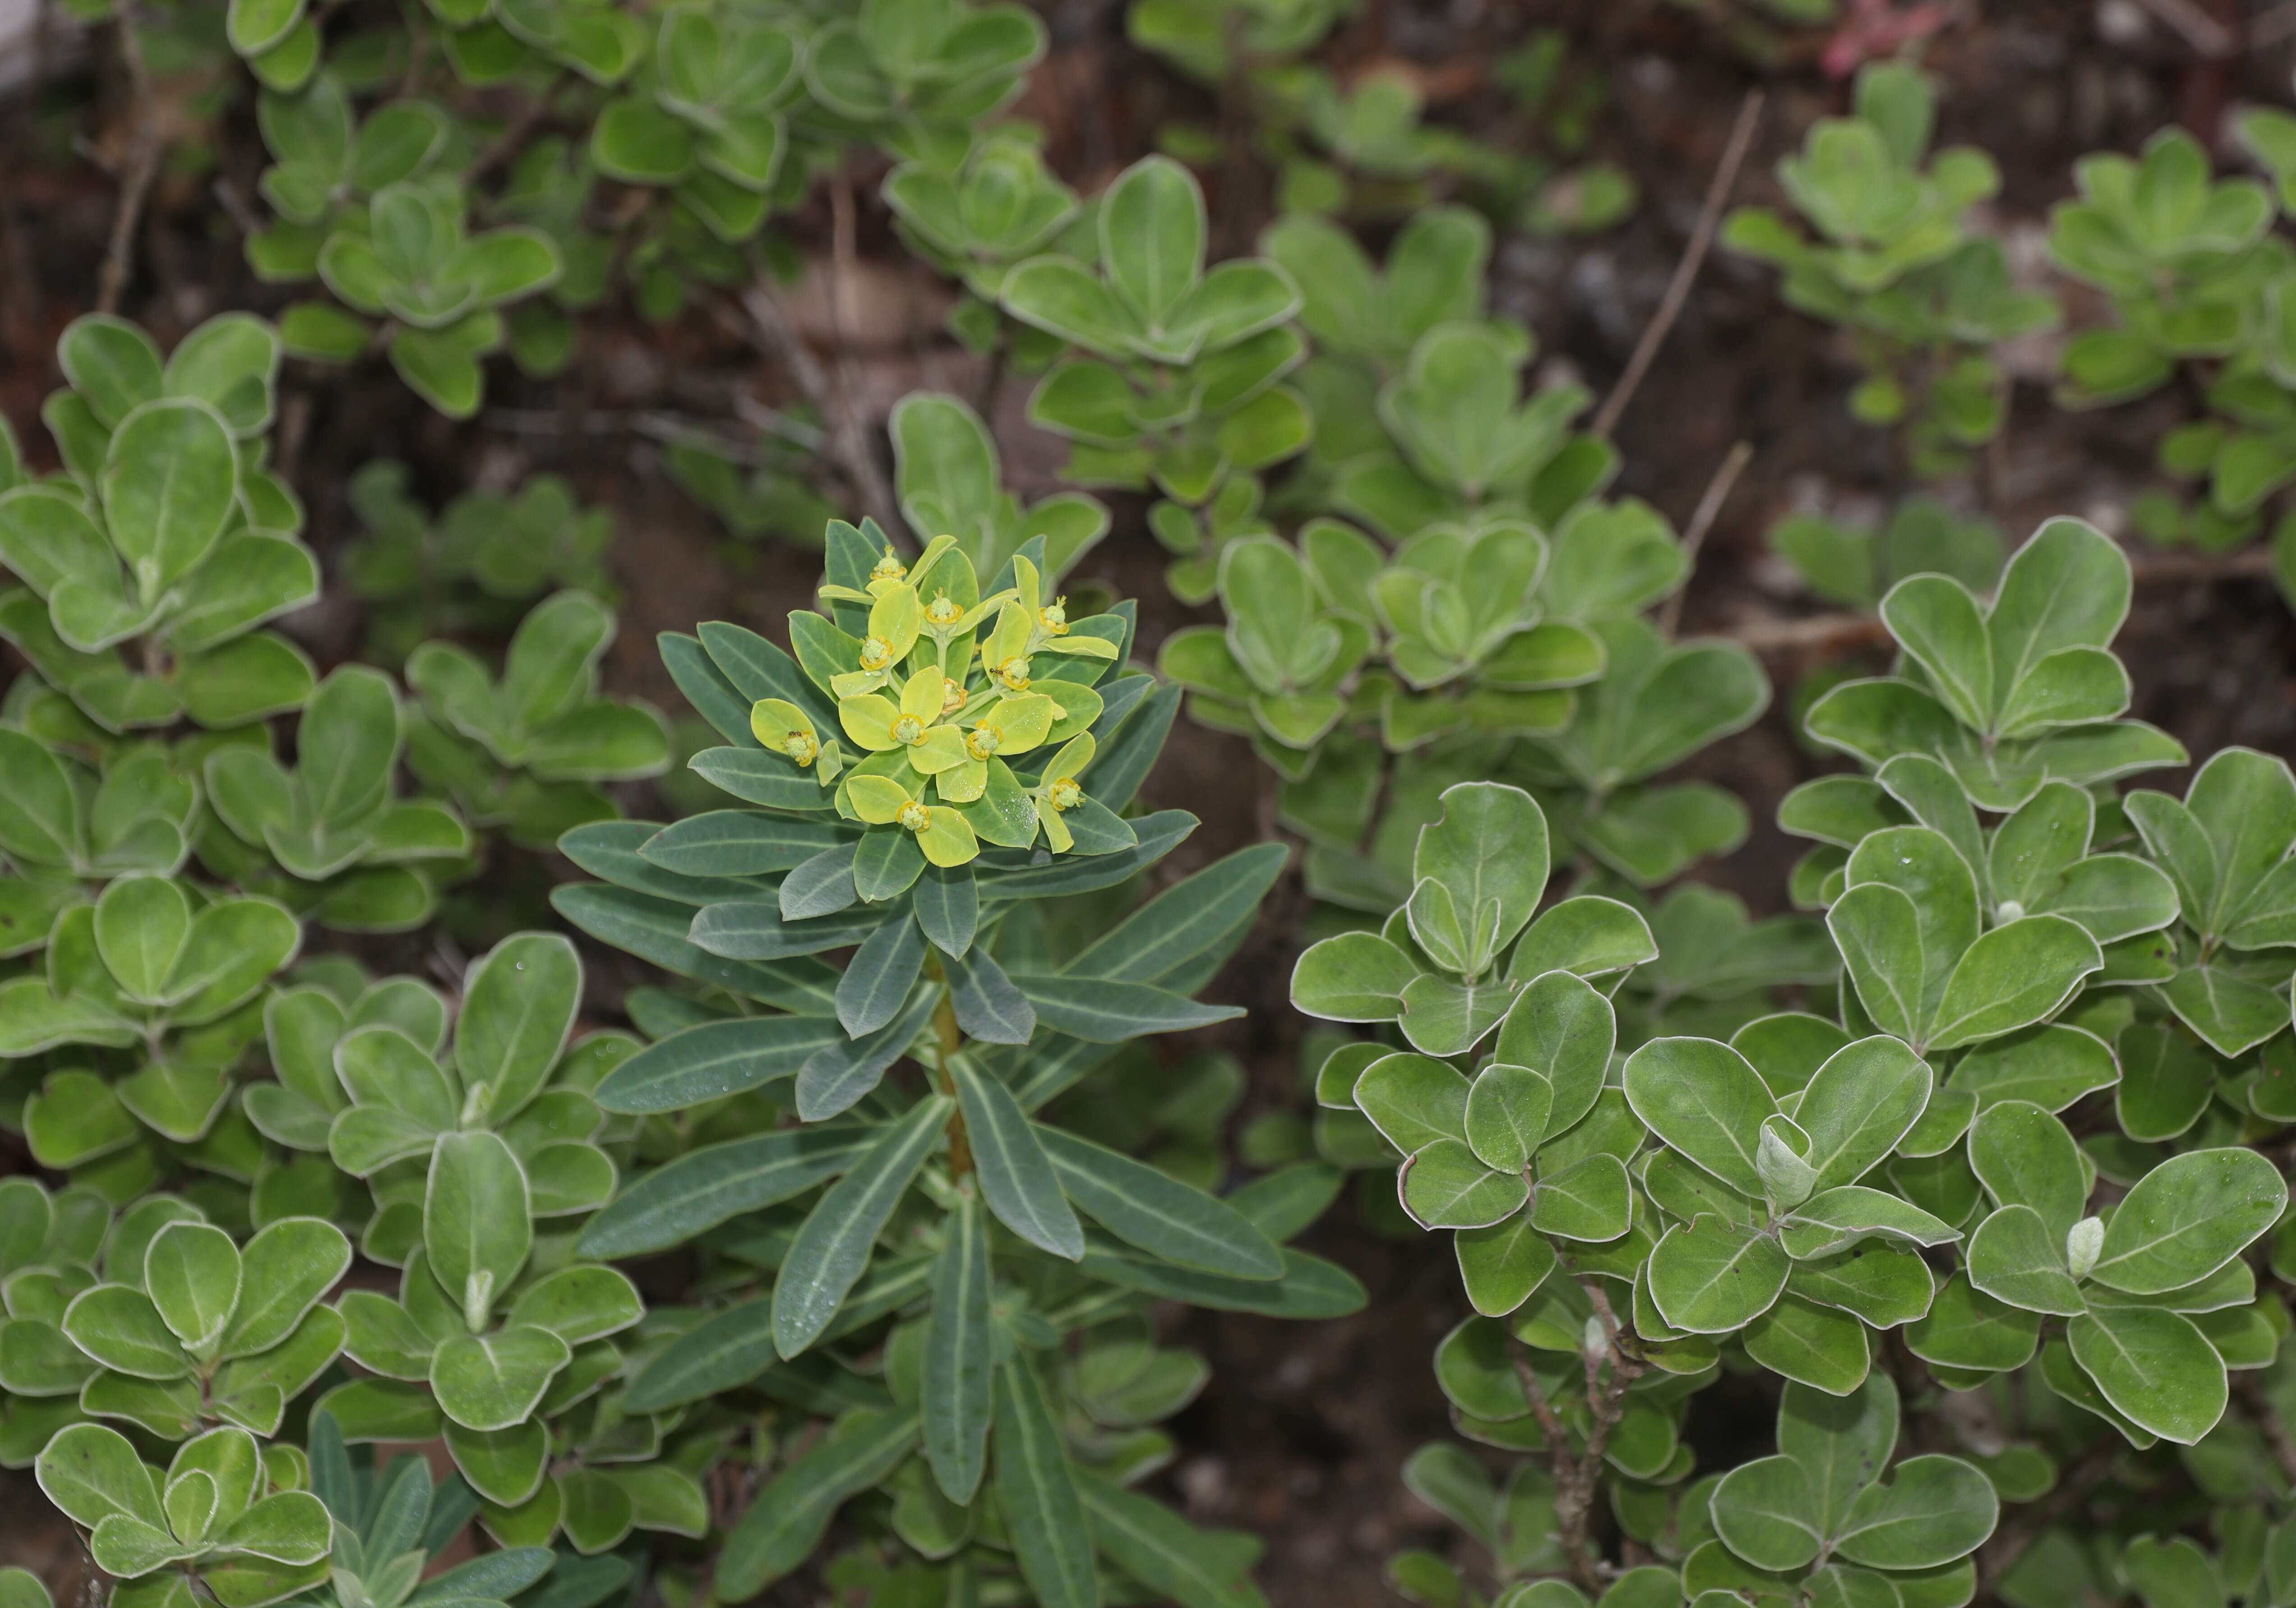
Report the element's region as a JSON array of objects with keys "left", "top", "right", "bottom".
[
  {"left": 143, "top": 1221, "right": 243, "bottom": 1353},
  {"left": 2066, "top": 1304, "right": 2227, "bottom": 1445},
  {"left": 1623, "top": 1037, "right": 1775, "bottom": 1199},
  {"left": 1833, "top": 1454, "right": 1998, "bottom": 1569},
  {"left": 2090, "top": 1147, "right": 2288, "bottom": 1294},
  {"left": 1647, "top": 1216, "right": 1791, "bottom": 1335},
  {"left": 425, "top": 1132, "right": 533, "bottom": 1331},
  {"left": 101, "top": 398, "right": 240, "bottom": 599},
  {"left": 35, "top": 1421, "right": 165, "bottom": 1530}
]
